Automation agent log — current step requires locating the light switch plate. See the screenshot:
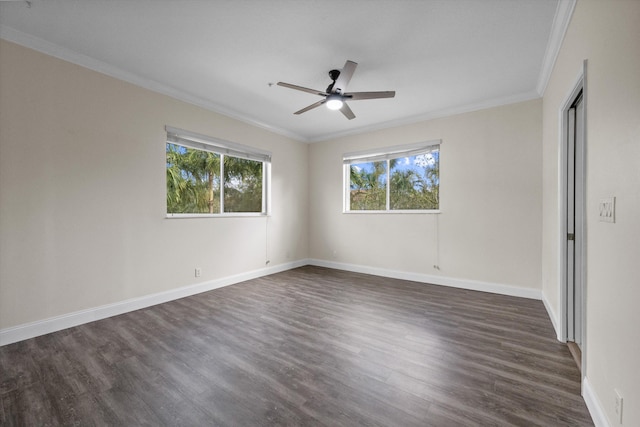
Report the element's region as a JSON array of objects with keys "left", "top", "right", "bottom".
[
  {"left": 615, "top": 389, "right": 623, "bottom": 424},
  {"left": 599, "top": 197, "right": 615, "bottom": 223}
]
